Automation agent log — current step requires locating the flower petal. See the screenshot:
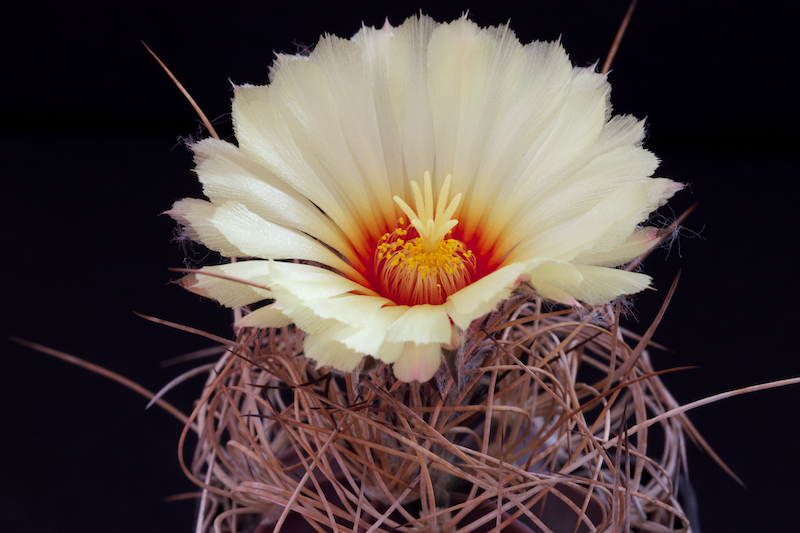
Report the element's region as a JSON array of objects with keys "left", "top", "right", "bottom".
[
  {"left": 461, "top": 39, "right": 574, "bottom": 239},
  {"left": 236, "top": 303, "right": 293, "bottom": 329},
  {"left": 489, "top": 132, "right": 660, "bottom": 260},
  {"left": 232, "top": 87, "right": 372, "bottom": 258},
  {"left": 303, "top": 329, "right": 366, "bottom": 372},
  {"left": 574, "top": 226, "right": 660, "bottom": 267},
  {"left": 477, "top": 83, "right": 610, "bottom": 252},
  {"left": 262, "top": 53, "right": 389, "bottom": 240},
  {"left": 569, "top": 265, "right": 653, "bottom": 305},
  {"left": 386, "top": 304, "right": 453, "bottom": 345},
  {"left": 309, "top": 33, "right": 398, "bottom": 227},
  {"left": 525, "top": 261, "right": 651, "bottom": 306},
  {"left": 445, "top": 261, "right": 532, "bottom": 329},
  {"left": 387, "top": 16, "right": 439, "bottom": 192},
  {"left": 267, "top": 262, "right": 383, "bottom": 335},
  {"left": 209, "top": 201, "right": 369, "bottom": 287},
  {"left": 268, "top": 261, "right": 377, "bottom": 300},
  {"left": 500, "top": 178, "right": 680, "bottom": 266},
  {"left": 391, "top": 342, "right": 443, "bottom": 383},
  {"left": 304, "top": 294, "right": 391, "bottom": 326},
  {"left": 524, "top": 260, "right": 585, "bottom": 305},
  {"left": 178, "top": 261, "right": 273, "bottom": 308},
  {"left": 192, "top": 138, "right": 364, "bottom": 270},
  {"left": 168, "top": 199, "right": 240, "bottom": 257},
  {"left": 332, "top": 306, "right": 407, "bottom": 360}
]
